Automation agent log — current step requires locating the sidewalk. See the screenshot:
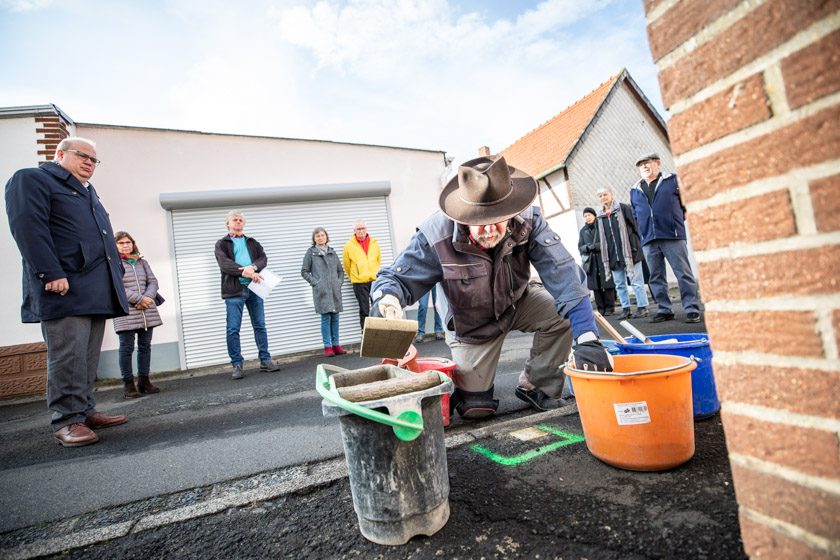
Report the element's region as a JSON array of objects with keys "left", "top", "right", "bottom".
[{"left": 0, "top": 301, "right": 740, "bottom": 559}]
